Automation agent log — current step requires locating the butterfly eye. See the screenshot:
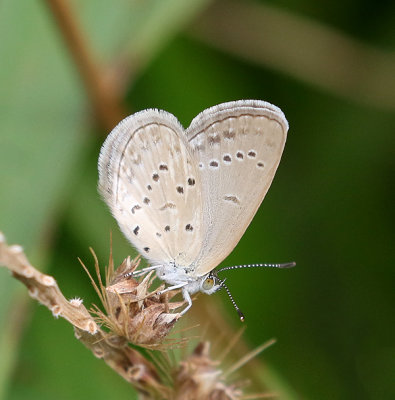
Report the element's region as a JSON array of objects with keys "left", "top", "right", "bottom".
[{"left": 202, "top": 277, "right": 214, "bottom": 290}]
